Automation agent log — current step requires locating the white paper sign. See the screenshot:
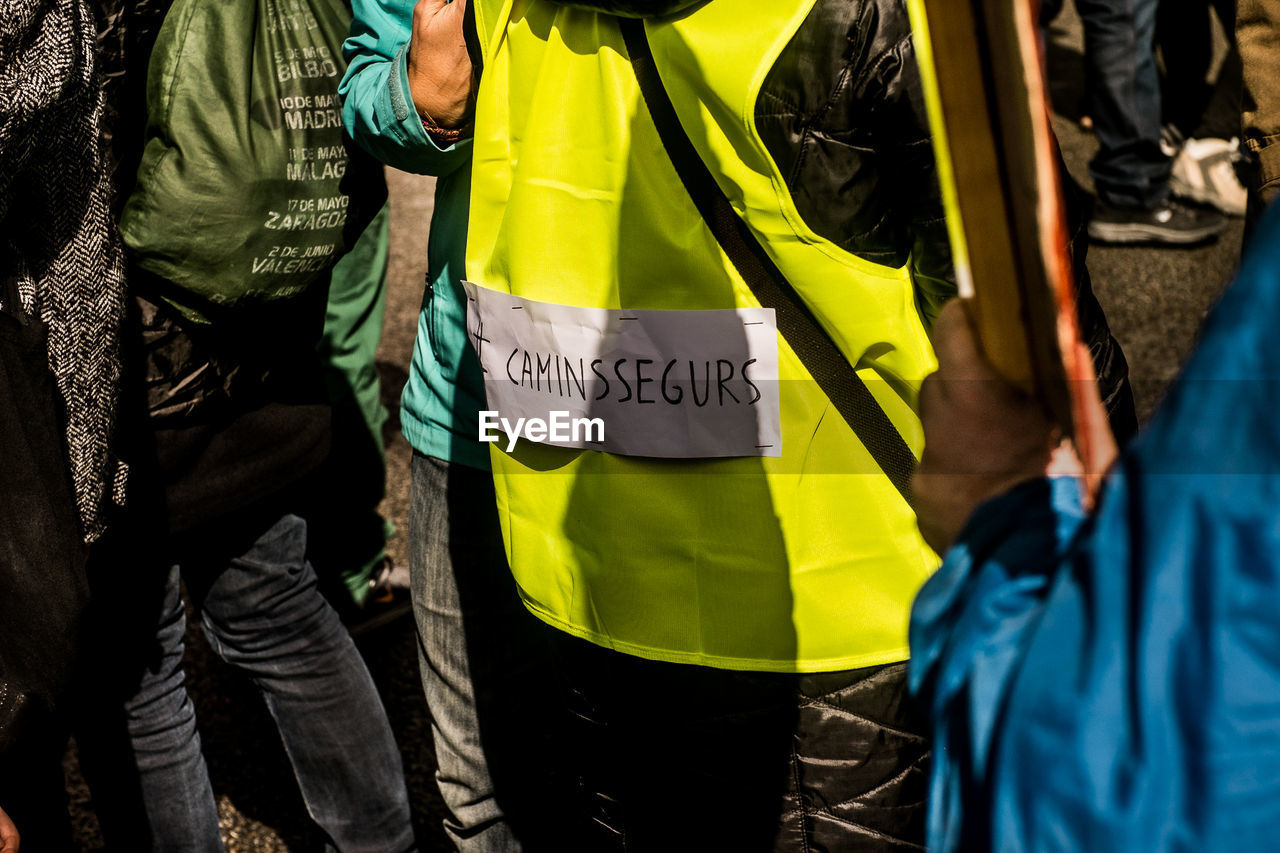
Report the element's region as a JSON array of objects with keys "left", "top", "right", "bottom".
[{"left": 464, "top": 281, "right": 781, "bottom": 458}]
